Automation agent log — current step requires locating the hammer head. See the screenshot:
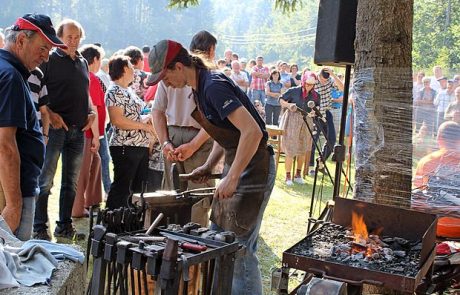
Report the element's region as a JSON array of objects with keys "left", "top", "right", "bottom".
[{"left": 171, "top": 162, "right": 187, "bottom": 192}]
